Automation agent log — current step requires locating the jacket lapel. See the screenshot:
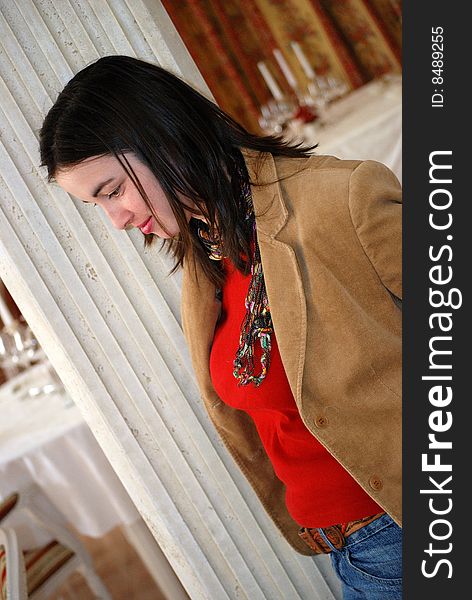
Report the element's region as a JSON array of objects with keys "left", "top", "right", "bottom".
[
  {"left": 181, "top": 151, "right": 307, "bottom": 409},
  {"left": 246, "top": 151, "right": 307, "bottom": 409},
  {"left": 181, "top": 254, "right": 220, "bottom": 399}
]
